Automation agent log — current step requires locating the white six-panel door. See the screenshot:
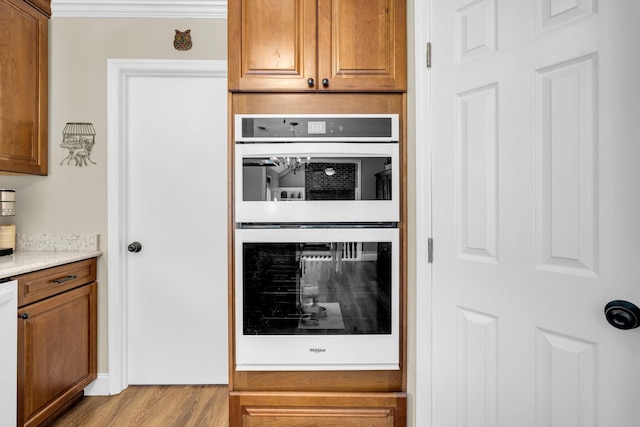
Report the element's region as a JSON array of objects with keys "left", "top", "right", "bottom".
[{"left": 431, "top": 1, "right": 640, "bottom": 426}]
